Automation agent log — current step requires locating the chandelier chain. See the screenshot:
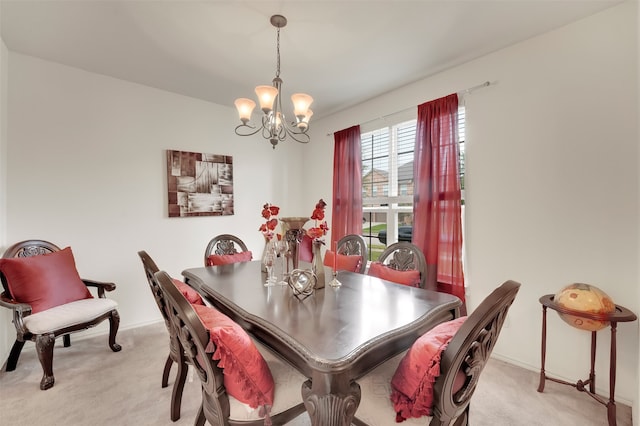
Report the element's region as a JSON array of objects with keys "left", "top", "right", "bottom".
[{"left": 276, "top": 27, "right": 281, "bottom": 78}]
